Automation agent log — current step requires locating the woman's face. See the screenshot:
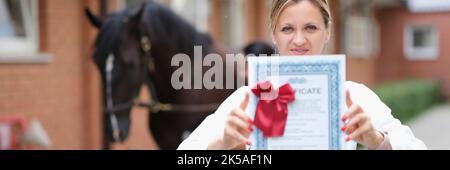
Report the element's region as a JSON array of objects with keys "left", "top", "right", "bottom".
[{"left": 272, "top": 0, "right": 330, "bottom": 56}]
